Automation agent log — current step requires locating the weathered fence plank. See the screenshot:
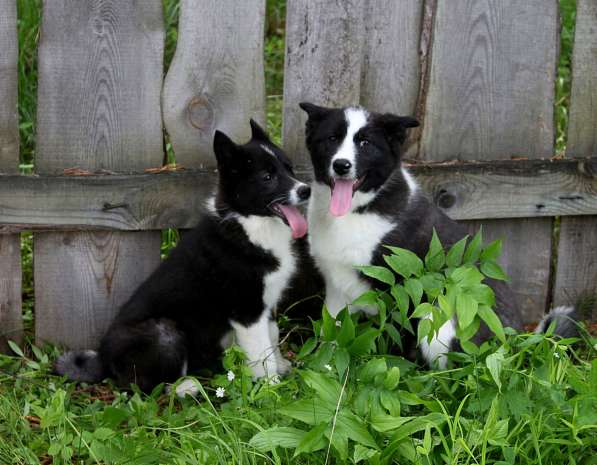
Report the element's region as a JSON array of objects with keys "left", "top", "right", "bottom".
[
  {"left": 1, "top": 158, "right": 597, "bottom": 232},
  {"left": 163, "top": 0, "right": 266, "bottom": 169},
  {"left": 34, "top": 0, "right": 164, "bottom": 348},
  {"left": 553, "top": 0, "right": 597, "bottom": 317},
  {"left": 283, "top": 0, "right": 365, "bottom": 166},
  {"left": 0, "top": 0, "right": 22, "bottom": 352},
  {"left": 419, "top": 0, "right": 559, "bottom": 321},
  {"left": 360, "top": 0, "right": 422, "bottom": 116}
]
